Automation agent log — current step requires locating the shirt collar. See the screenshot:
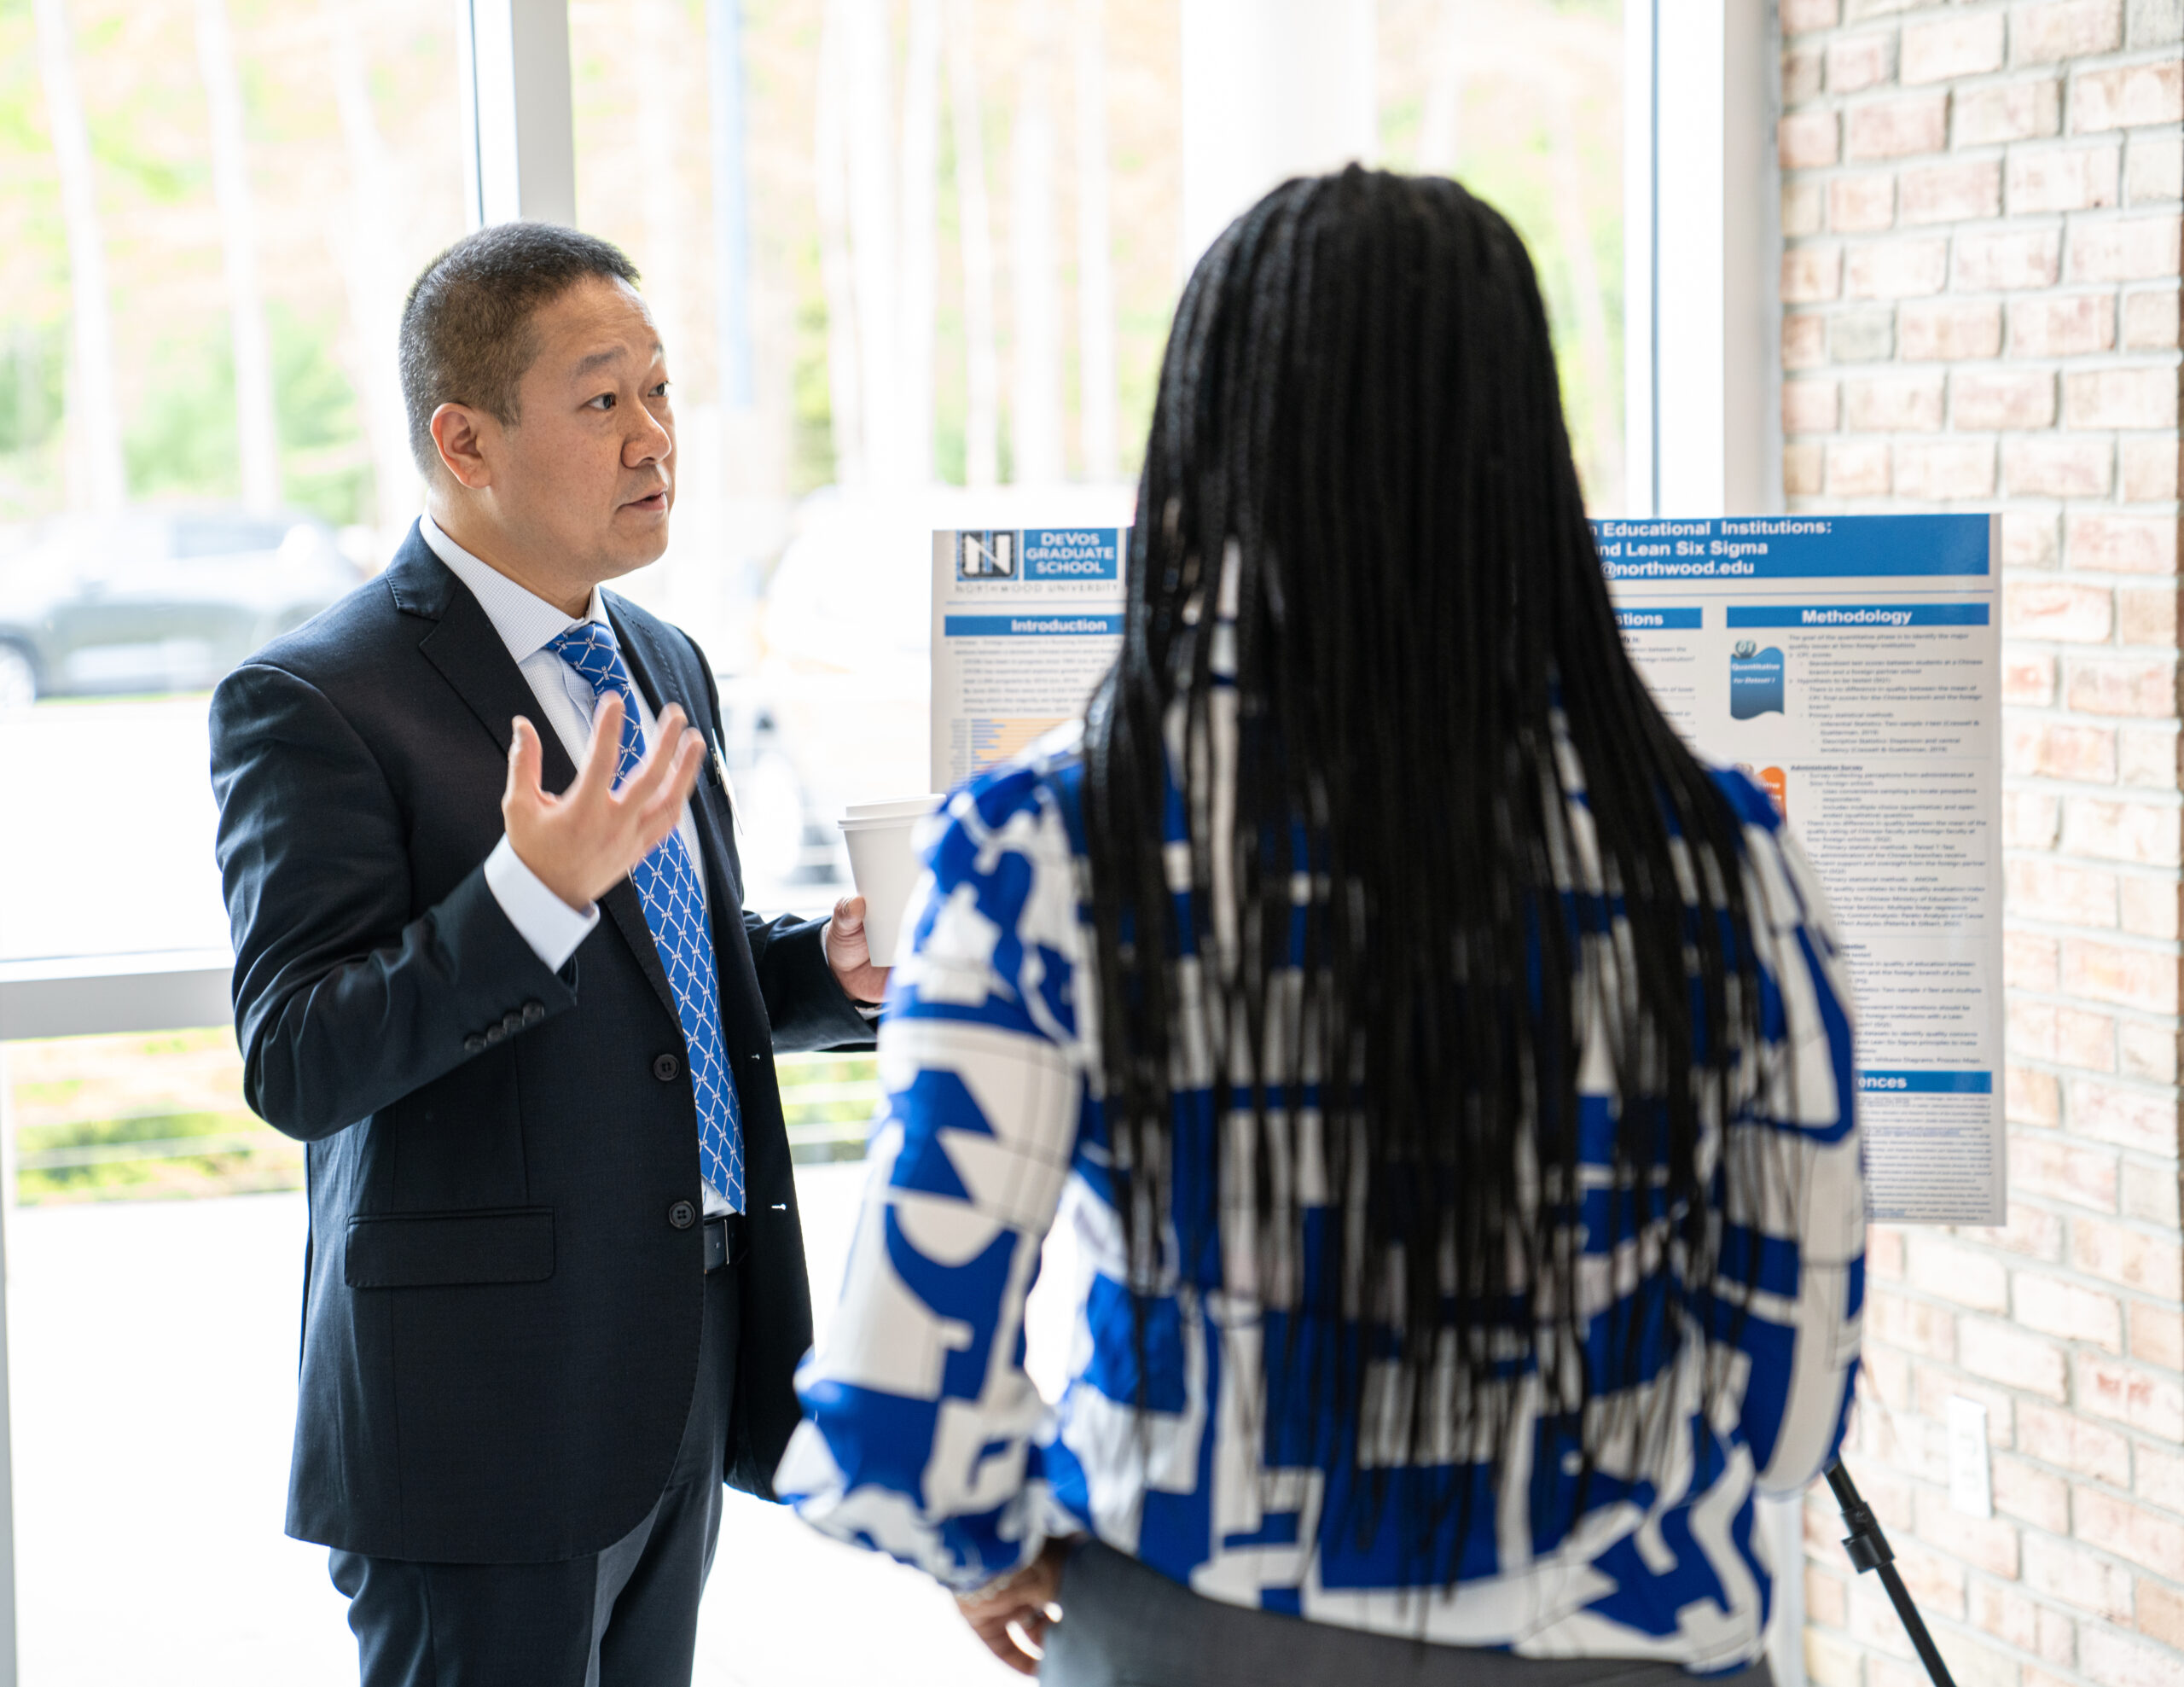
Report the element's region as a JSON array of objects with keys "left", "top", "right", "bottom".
[{"left": 419, "top": 513, "right": 608, "bottom": 666}]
